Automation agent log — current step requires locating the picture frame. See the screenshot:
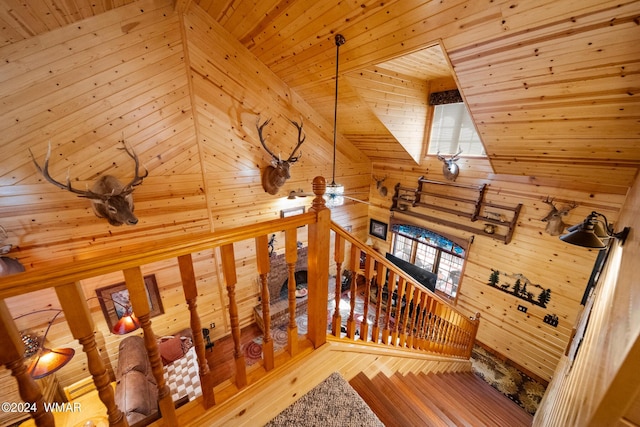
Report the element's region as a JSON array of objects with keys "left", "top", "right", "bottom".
[
  {"left": 281, "top": 206, "right": 305, "bottom": 218},
  {"left": 96, "top": 274, "right": 163, "bottom": 331},
  {"left": 369, "top": 219, "right": 388, "bottom": 240}
]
